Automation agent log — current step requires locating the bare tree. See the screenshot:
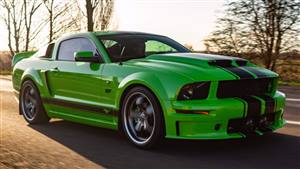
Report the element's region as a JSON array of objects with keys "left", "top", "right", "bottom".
[
  {"left": 85, "top": 0, "right": 95, "bottom": 31},
  {"left": 0, "top": 0, "right": 24, "bottom": 55},
  {"left": 1, "top": 1, "right": 14, "bottom": 56},
  {"left": 94, "top": 0, "right": 114, "bottom": 31},
  {"left": 82, "top": 0, "right": 114, "bottom": 31},
  {"left": 42, "top": 0, "right": 80, "bottom": 43},
  {"left": 204, "top": 19, "right": 254, "bottom": 55},
  {"left": 23, "top": 0, "right": 42, "bottom": 51},
  {"left": 204, "top": 0, "right": 300, "bottom": 70}
]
